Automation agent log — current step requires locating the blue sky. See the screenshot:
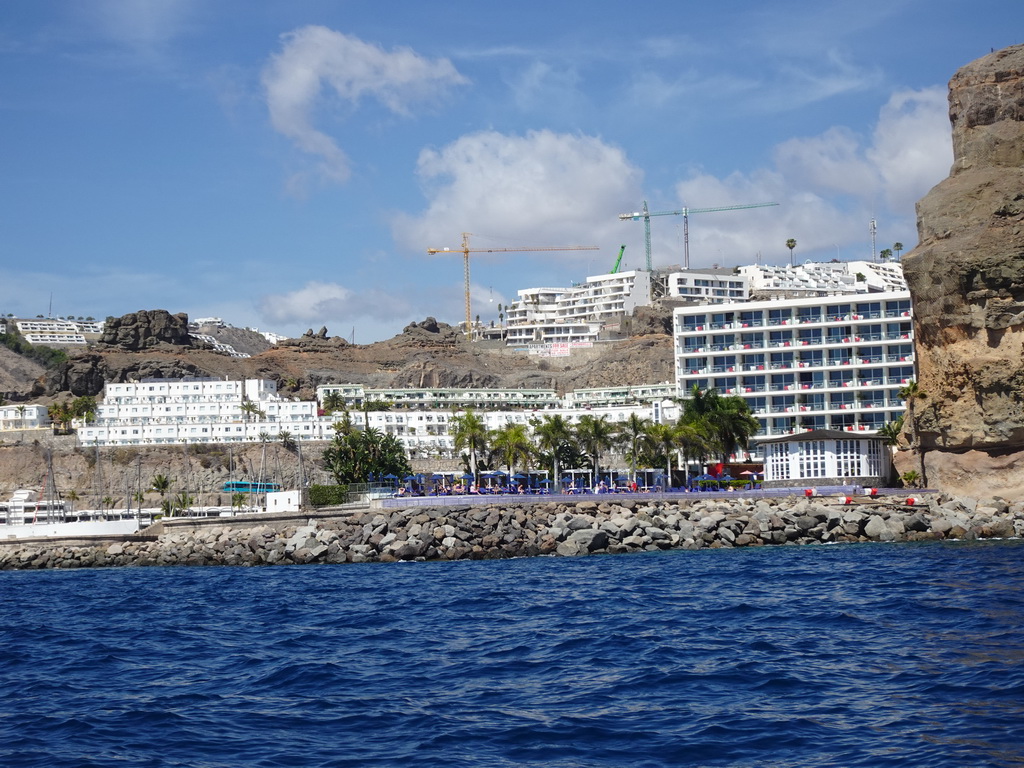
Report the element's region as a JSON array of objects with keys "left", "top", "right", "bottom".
[{"left": 0, "top": 1, "right": 1018, "bottom": 342}]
